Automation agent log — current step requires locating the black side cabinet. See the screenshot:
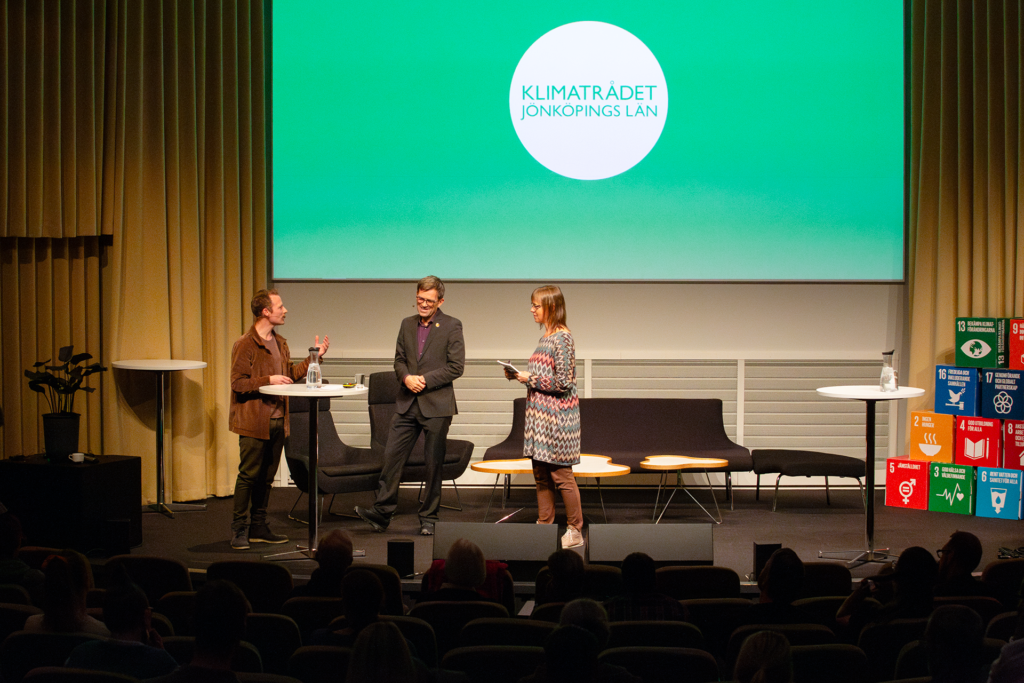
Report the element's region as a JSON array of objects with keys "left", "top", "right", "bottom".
[{"left": 0, "top": 455, "right": 142, "bottom": 553}]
